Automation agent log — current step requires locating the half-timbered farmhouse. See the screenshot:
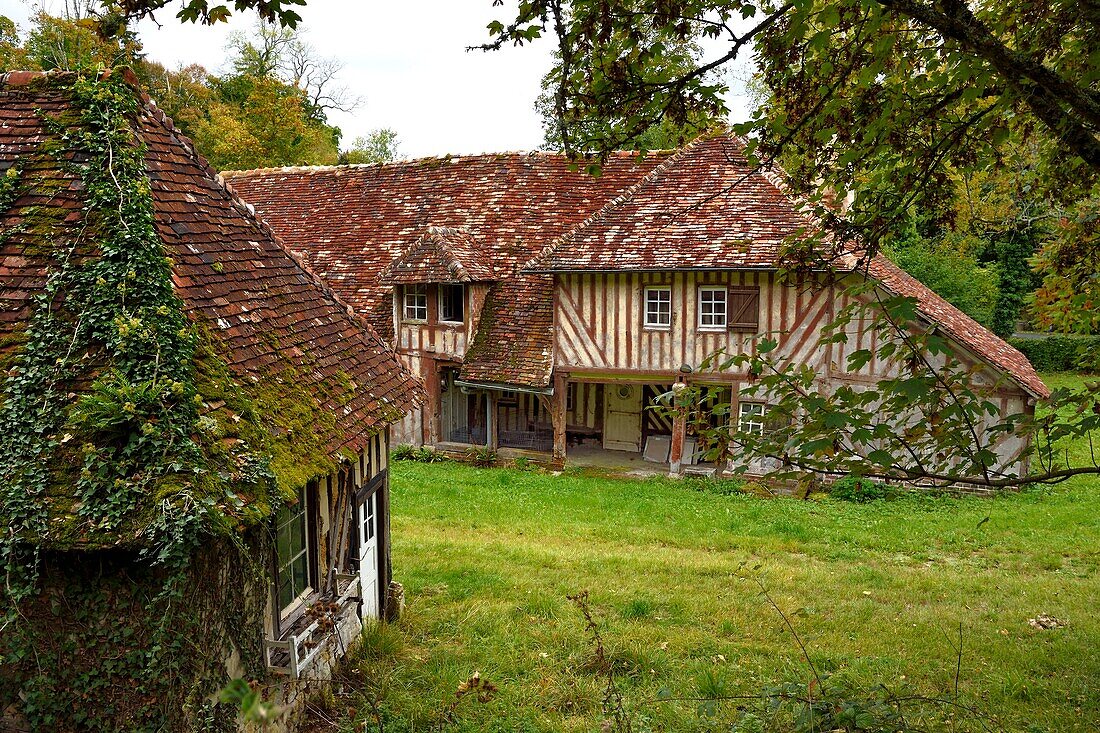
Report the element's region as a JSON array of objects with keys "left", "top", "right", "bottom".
[
  {"left": 225, "top": 135, "right": 1048, "bottom": 478},
  {"left": 0, "top": 70, "right": 421, "bottom": 731}
]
